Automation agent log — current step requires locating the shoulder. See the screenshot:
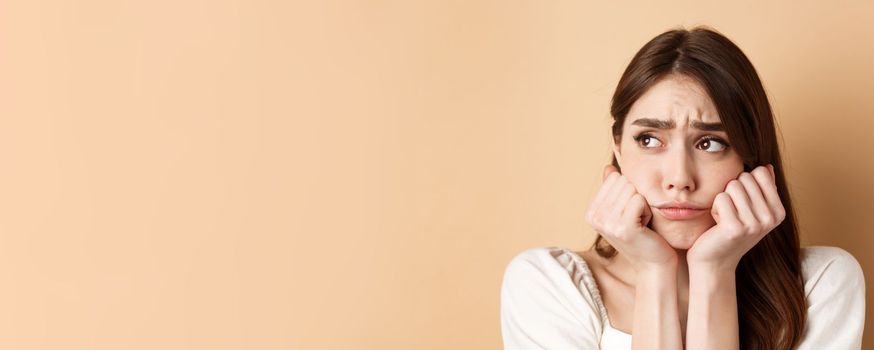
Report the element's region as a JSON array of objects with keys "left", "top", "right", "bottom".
[
  {"left": 796, "top": 246, "right": 865, "bottom": 348},
  {"left": 503, "top": 246, "right": 560, "bottom": 272},
  {"left": 501, "top": 246, "right": 588, "bottom": 302},
  {"left": 501, "top": 247, "right": 600, "bottom": 320},
  {"left": 801, "top": 246, "right": 865, "bottom": 297},
  {"left": 500, "top": 246, "right": 604, "bottom": 348},
  {"left": 801, "top": 245, "right": 861, "bottom": 269},
  {"left": 503, "top": 246, "right": 599, "bottom": 272},
  {"left": 500, "top": 246, "right": 603, "bottom": 317},
  {"left": 501, "top": 246, "right": 602, "bottom": 300}
]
